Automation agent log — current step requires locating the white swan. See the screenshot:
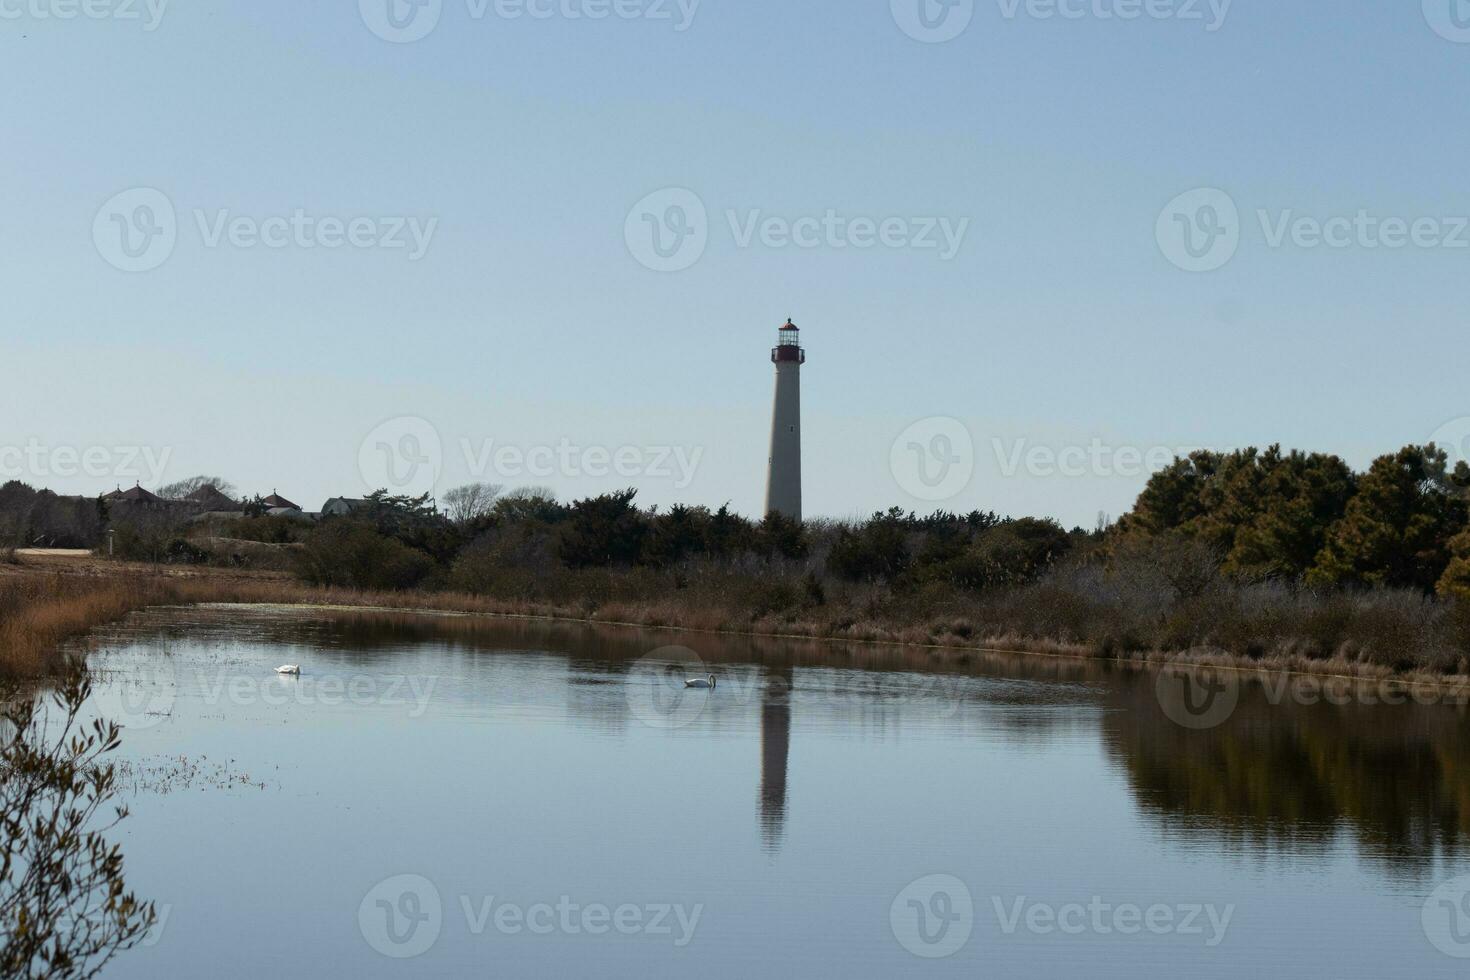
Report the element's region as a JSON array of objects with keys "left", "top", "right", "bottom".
[
  {"left": 685, "top": 674, "right": 716, "bottom": 689},
  {"left": 275, "top": 665, "right": 301, "bottom": 675}
]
